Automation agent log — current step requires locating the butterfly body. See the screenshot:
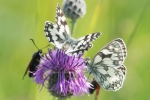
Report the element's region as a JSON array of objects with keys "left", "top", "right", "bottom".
[
  {"left": 62, "top": 37, "right": 77, "bottom": 50},
  {"left": 87, "top": 38, "right": 127, "bottom": 91},
  {"left": 44, "top": 4, "right": 101, "bottom": 55}
]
